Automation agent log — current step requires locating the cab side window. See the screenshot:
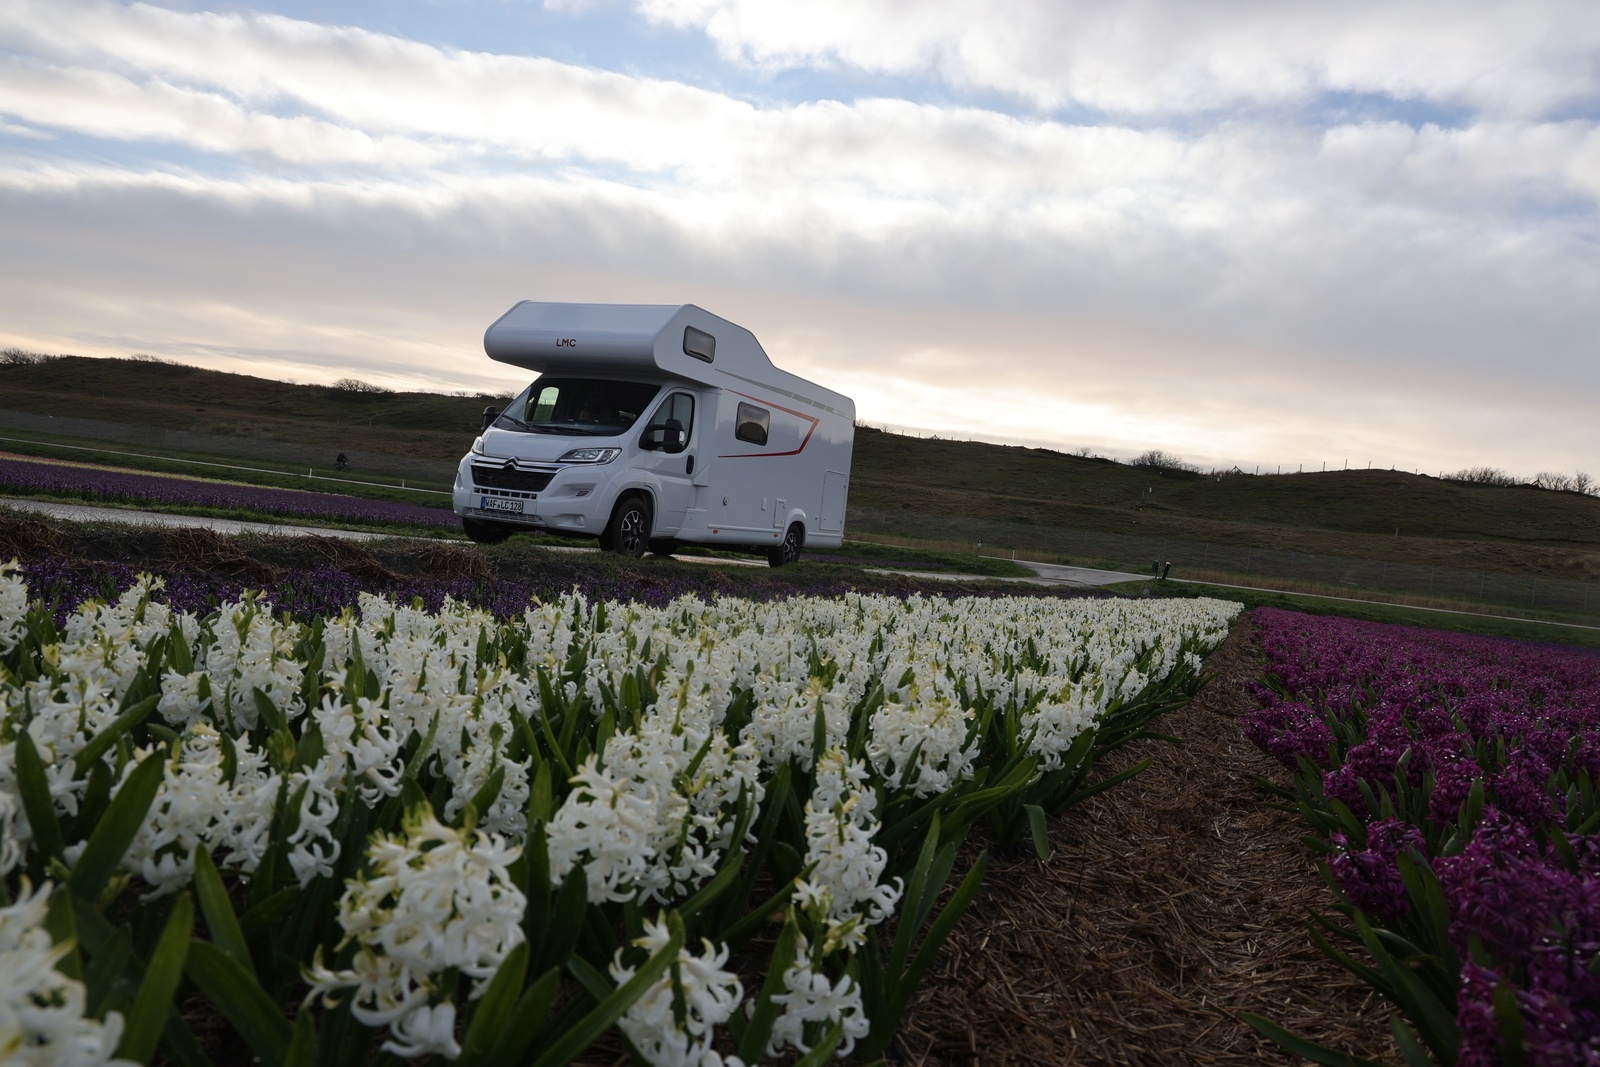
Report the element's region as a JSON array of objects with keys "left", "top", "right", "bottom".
[
  {"left": 642, "top": 392, "right": 695, "bottom": 449},
  {"left": 530, "top": 386, "right": 559, "bottom": 423}
]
